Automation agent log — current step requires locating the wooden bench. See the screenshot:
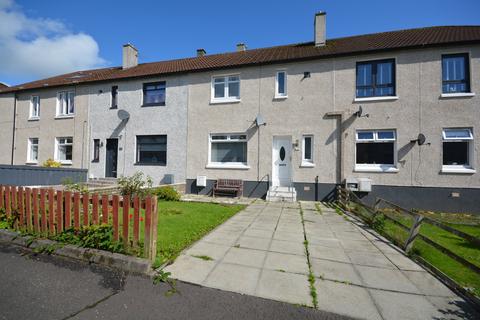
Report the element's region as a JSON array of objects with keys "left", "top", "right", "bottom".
[{"left": 213, "top": 179, "right": 243, "bottom": 197}]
